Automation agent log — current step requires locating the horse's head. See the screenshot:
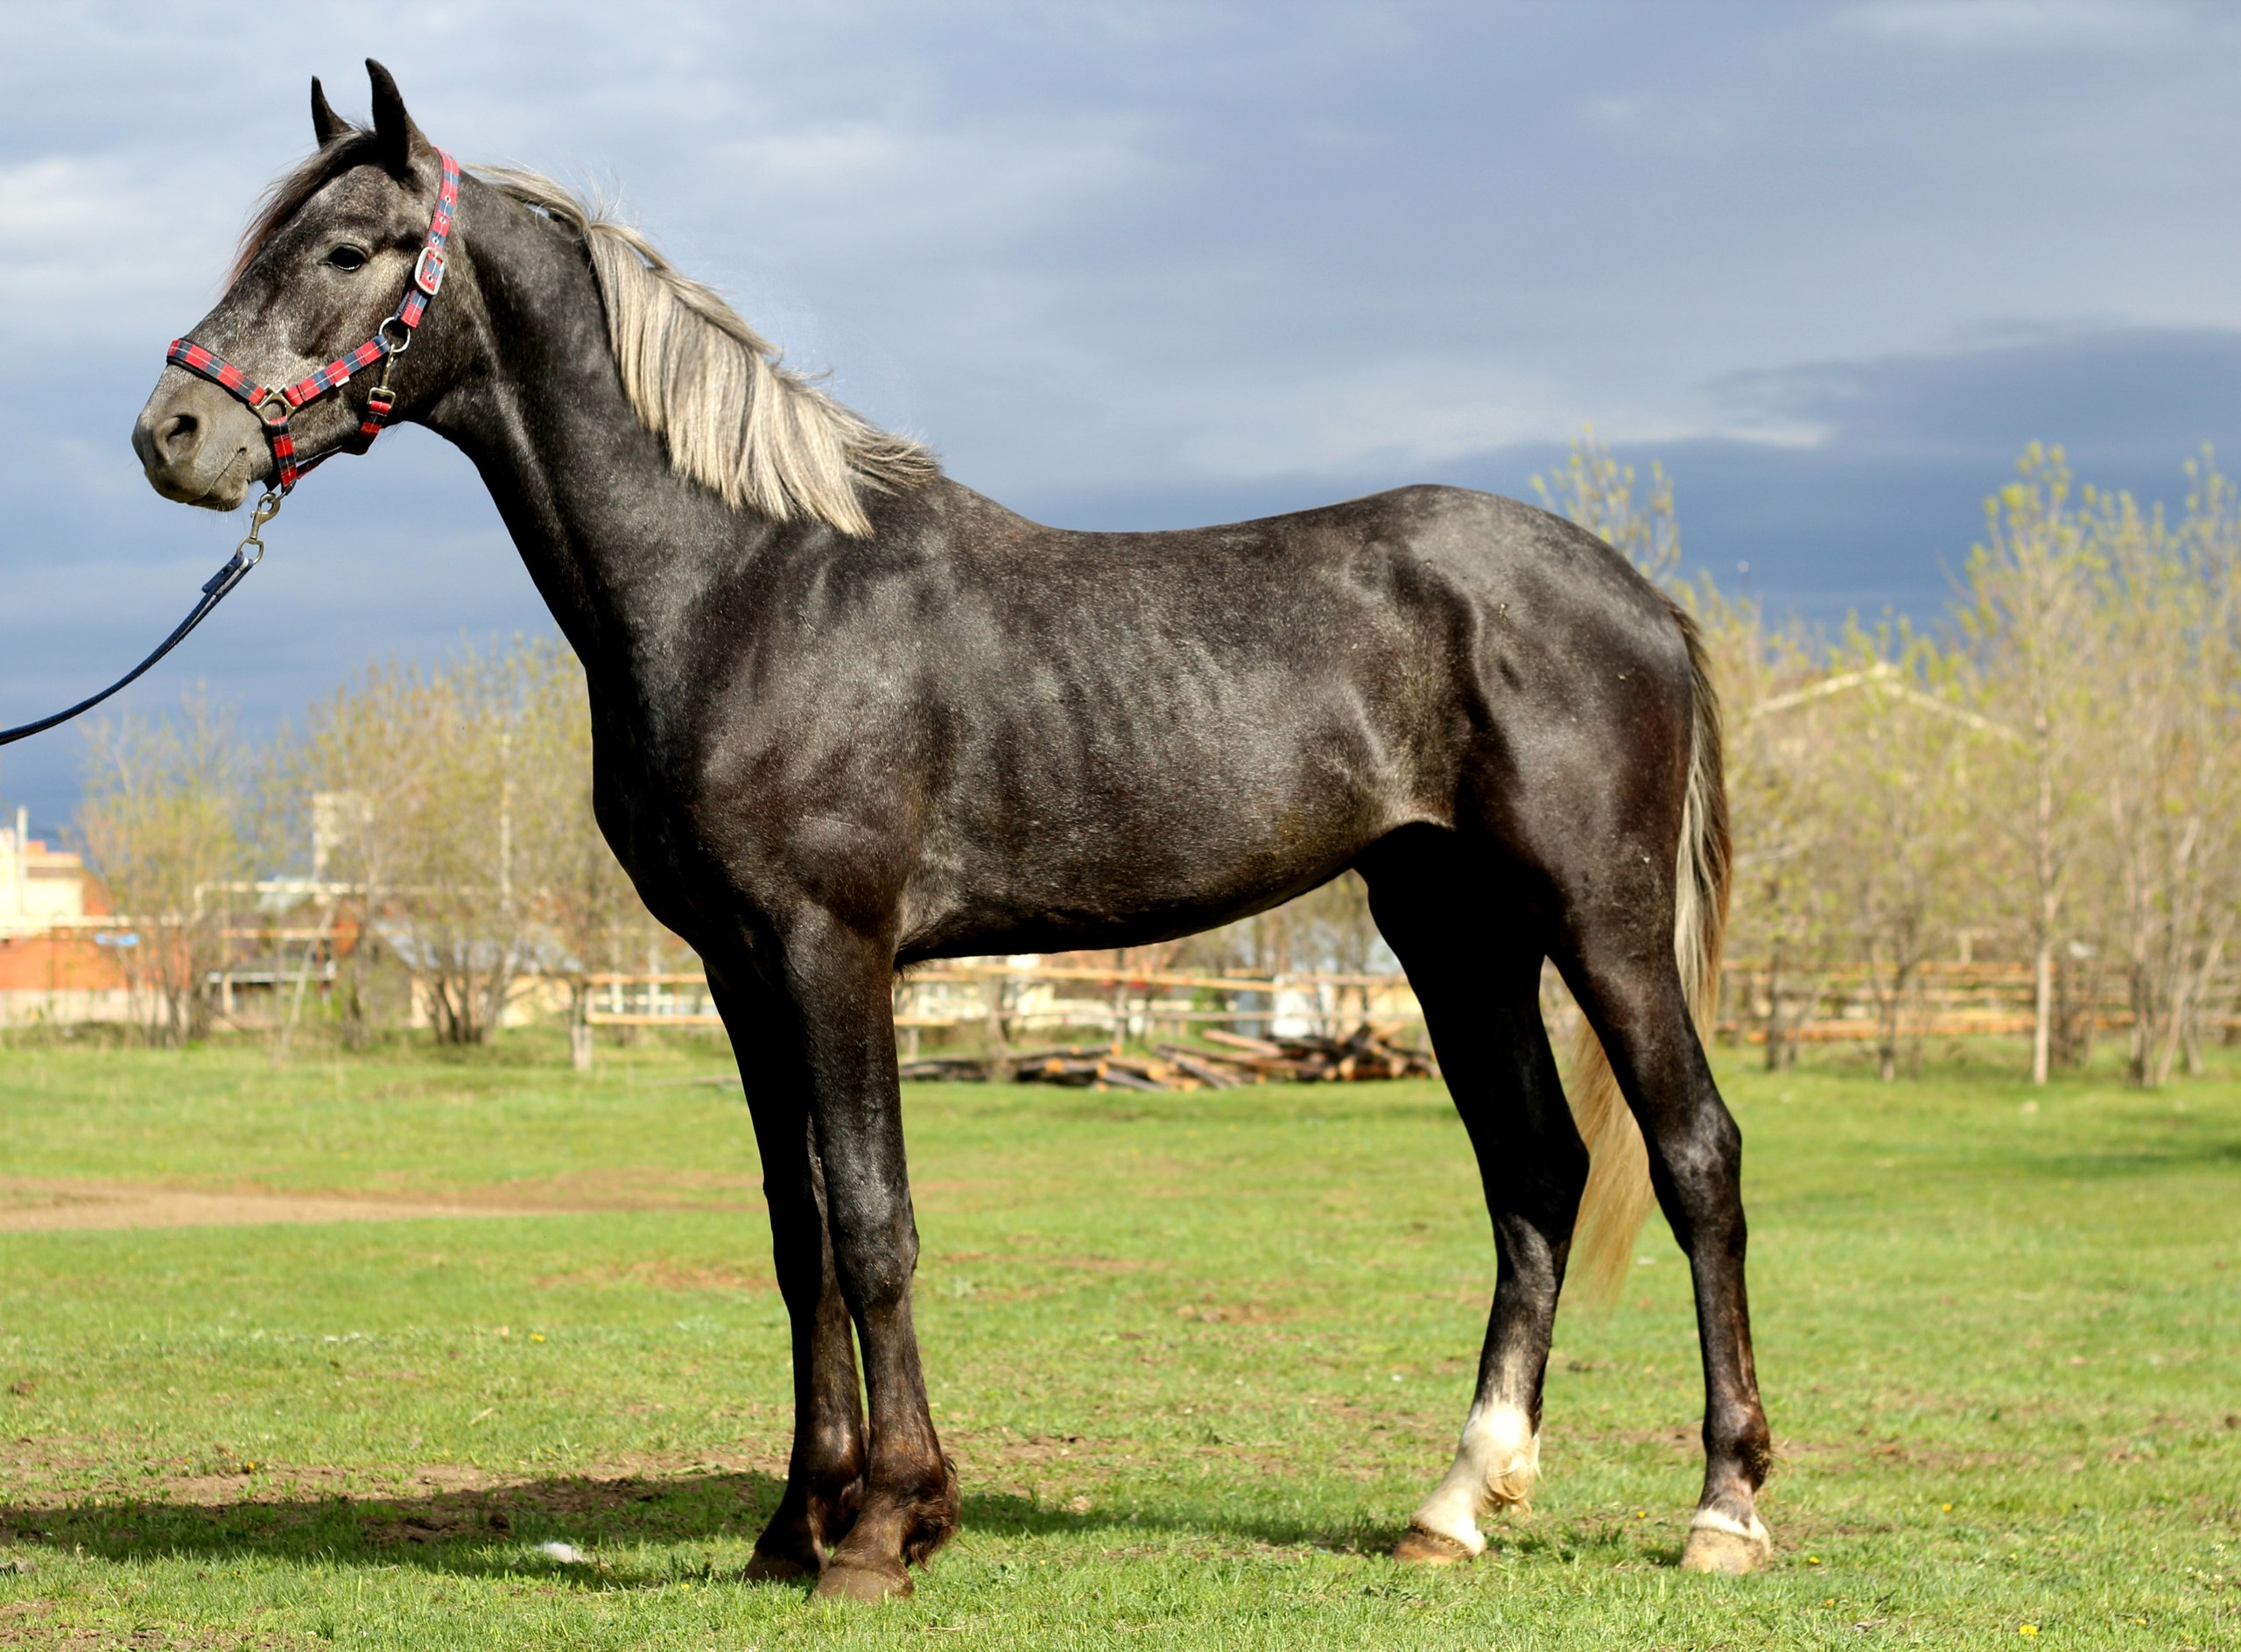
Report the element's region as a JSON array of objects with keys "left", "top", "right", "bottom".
[{"left": 134, "top": 61, "right": 457, "bottom": 510}]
